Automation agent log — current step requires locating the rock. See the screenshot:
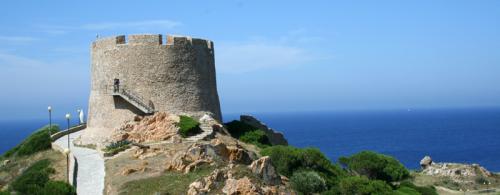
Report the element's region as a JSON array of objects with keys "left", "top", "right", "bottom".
[
  {"left": 421, "top": 161, "right": 493, "bottom": 179},
  {"left": 227, "top": 146, "right": 252, "bottom": 164},
  {"left": 171, "top": 135, "right": 182, "bottom": 143},
  {"left": 240, "top": 115, "right": 288, "bottom": 145},
  {"left": 420, "top": 156, "right": 432, "bottom": 169},
  {"left": 121, "top": 168, "right": 137, "bottom": 176},
  {"left": 223, "top": 177, "right": 261, "bottom": 195},
  {"left": 112, "top": 112, "right": 179, "bottom": 143},
  {"left": 188, "top": 168, "right": 228, "bottom": 195},
  {"left": 249, "top": 156, "right": 281, "bottom": 185},
  {"left": 3, "top": 160, "right": 10, "bottom": 166}
]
